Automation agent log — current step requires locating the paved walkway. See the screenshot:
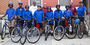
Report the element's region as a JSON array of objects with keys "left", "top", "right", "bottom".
[{"left": 0, "top": 35, "right": 90, "bottom": 45}]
